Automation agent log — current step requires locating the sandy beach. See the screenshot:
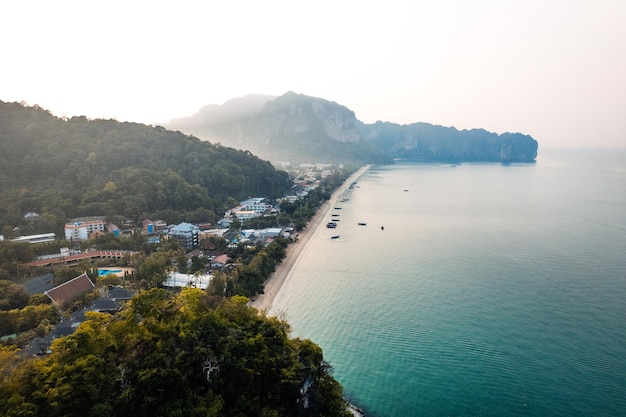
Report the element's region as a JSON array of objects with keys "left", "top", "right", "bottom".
[{"left": 250, "top": 165, "right": 371, "bottom": 314}]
